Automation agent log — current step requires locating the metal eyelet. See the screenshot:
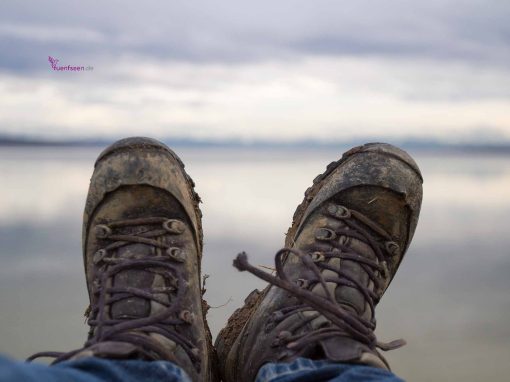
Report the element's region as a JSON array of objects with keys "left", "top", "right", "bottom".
[
  {"left": 190, "top": 347, "right": 200, "bottom": 358},
  {"left": 163, "top": 219, "right": 185, "bottom": 234},
  {"left": 327, "top": 204, "right": 351, "bottom": 219},
  {"left": 93, "top": 249, "right": 107, "bottom": 264},
  {"left": 311, "top": 252, "right": 325, "bottom": 262},
  {"left": 296, "top": 278, "right": 310, "bottom": 288},
  {"left": 380, "top": 261, "right": 389, "bottom": 278},
  {"left": 385, "top": 241, "right": 400, "bottom": 257},
  {"left": 264, "top": 321, "right": 276, "bottom": 333},
  {"left": 315, "top": 227, "right": 337, "bottom": 241},
  {"left": 271, "top": 311, "right": 285, "bottom": 322},
  {"left": 179, "top": 310, "right": 194, "bottom": 324},
  {"left": 166, "top": 247, "right": 186, "bottom": 262},
  {"left": 95, "top": 224, "right": 111, "bottom": 239},
  {"left": 272, "top": 331, "right": 292, "bottom": 347}
]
